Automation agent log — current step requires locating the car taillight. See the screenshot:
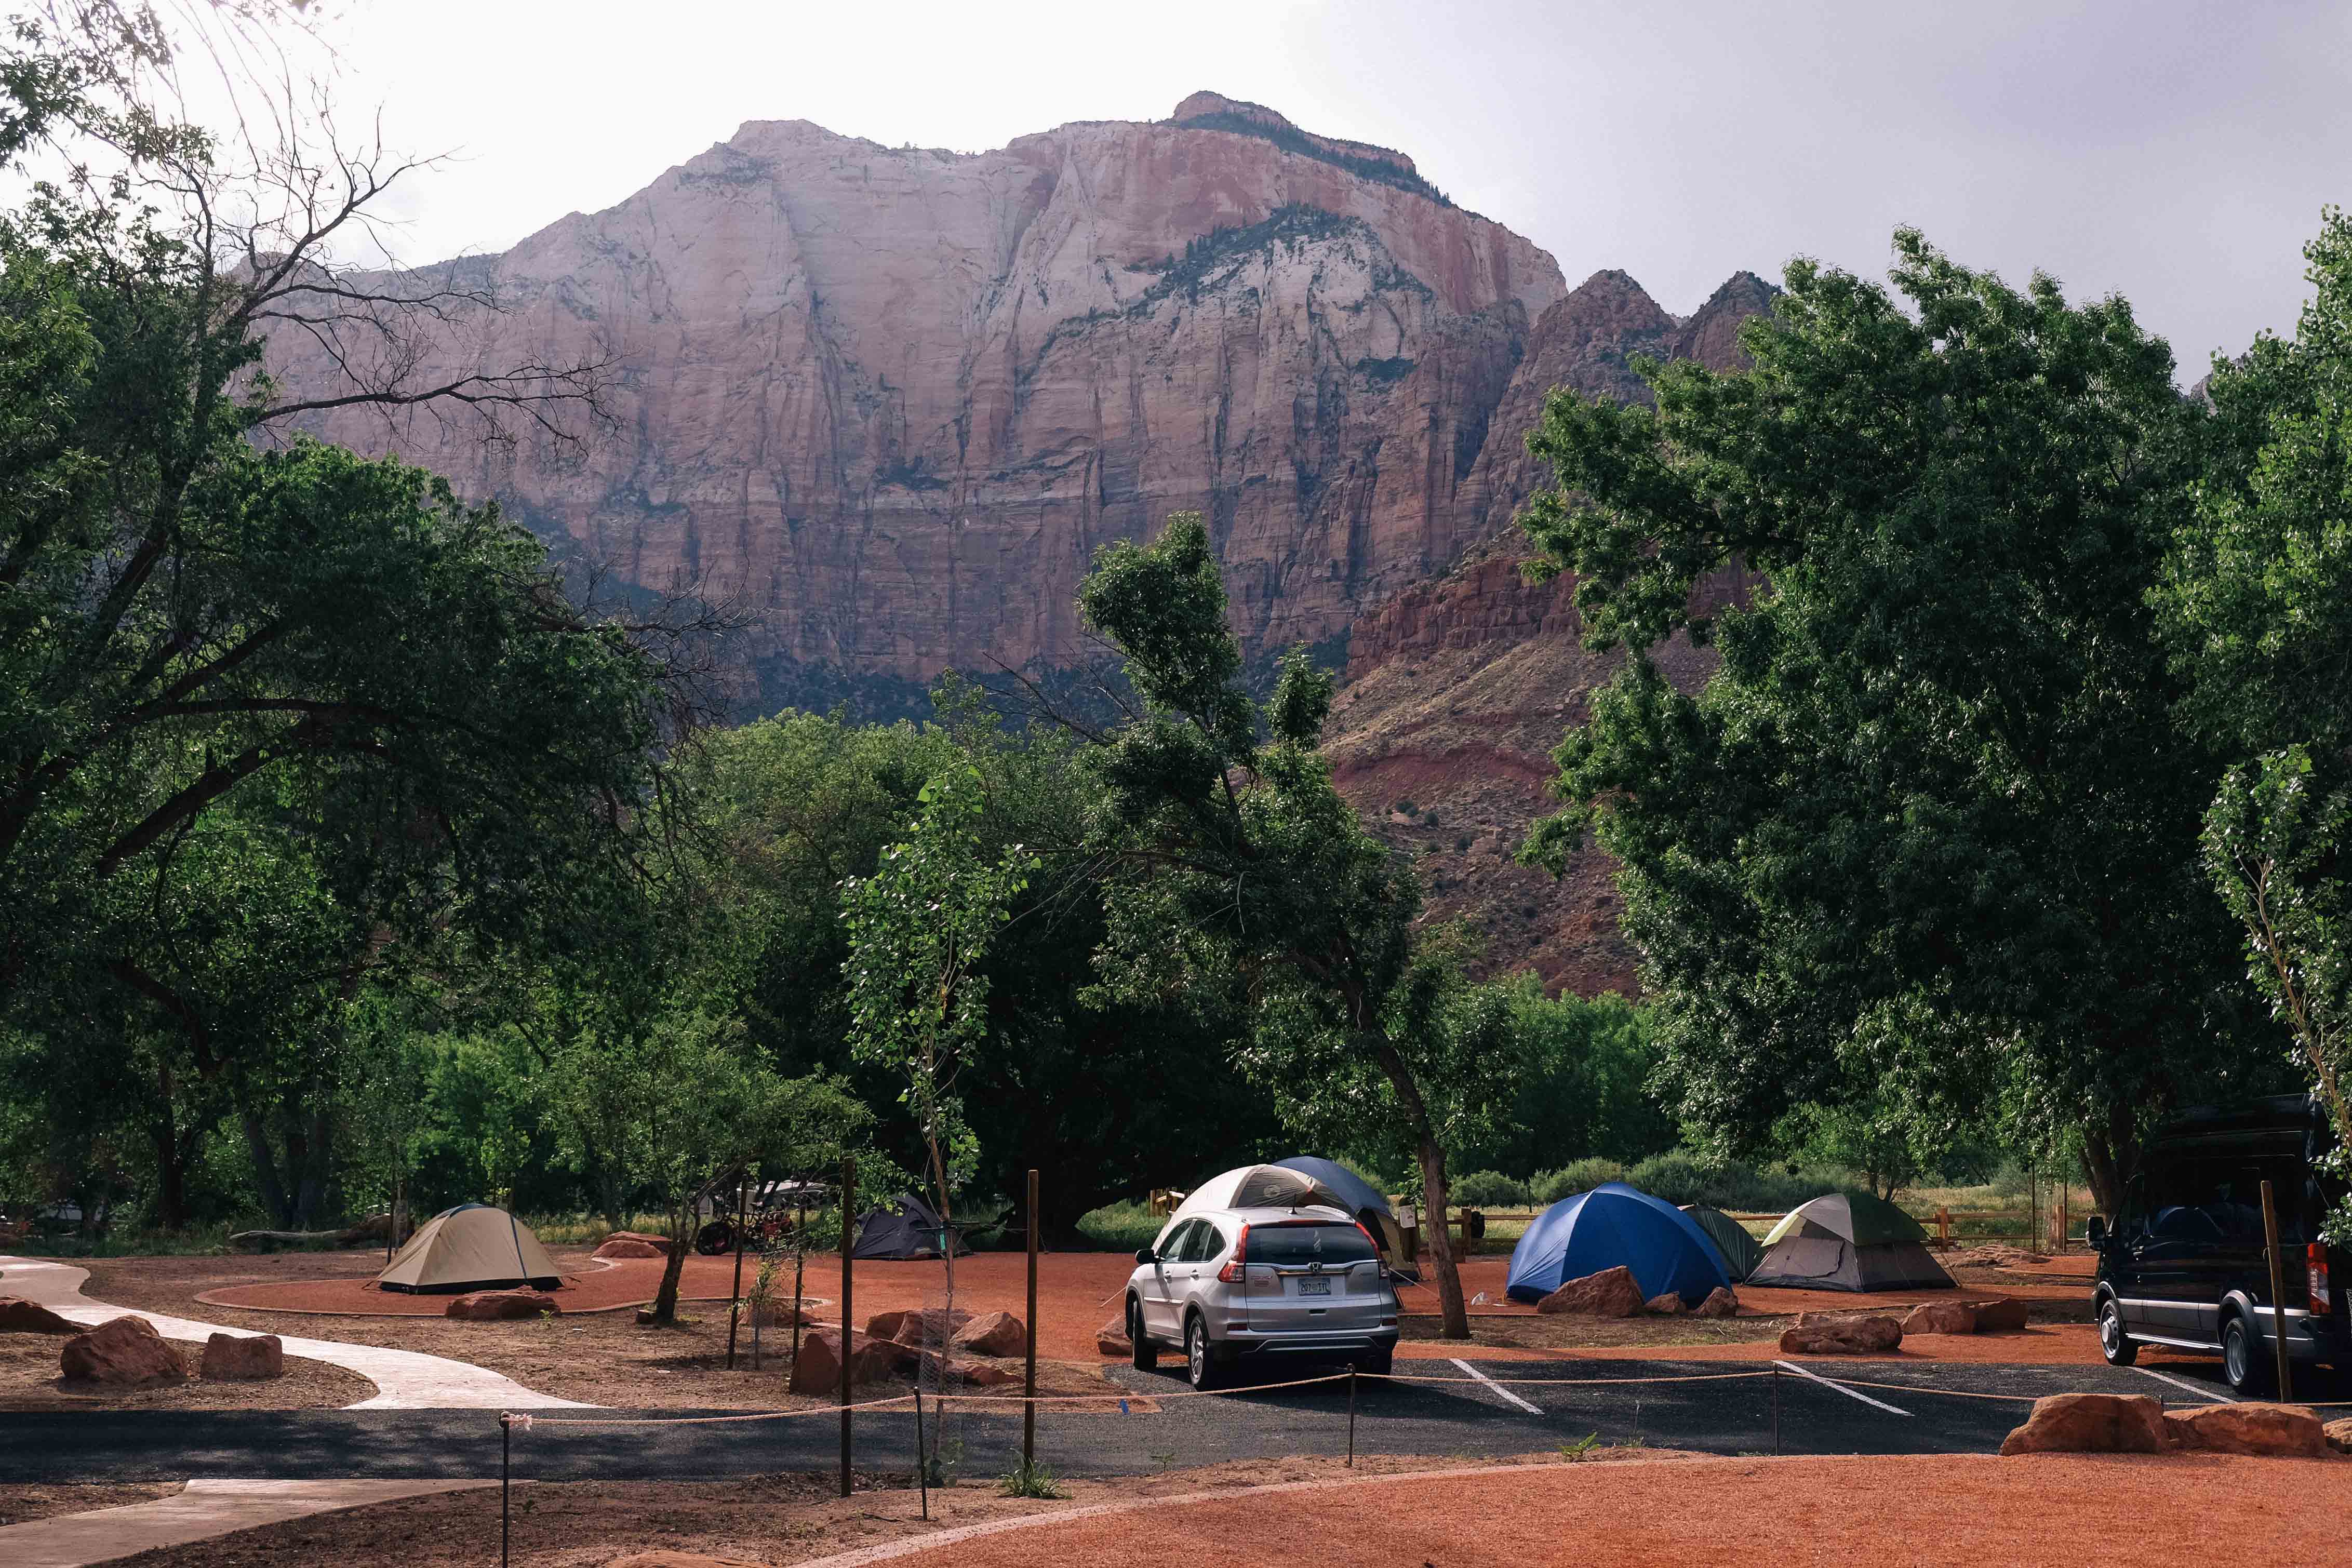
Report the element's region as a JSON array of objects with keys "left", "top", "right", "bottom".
[
  {"left": 2309, "top": 1243, "right": 2331, "bottom": 1315},
  {"left": 1218, "top": 1222, "right": 1250, "bottom": 1283}
]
